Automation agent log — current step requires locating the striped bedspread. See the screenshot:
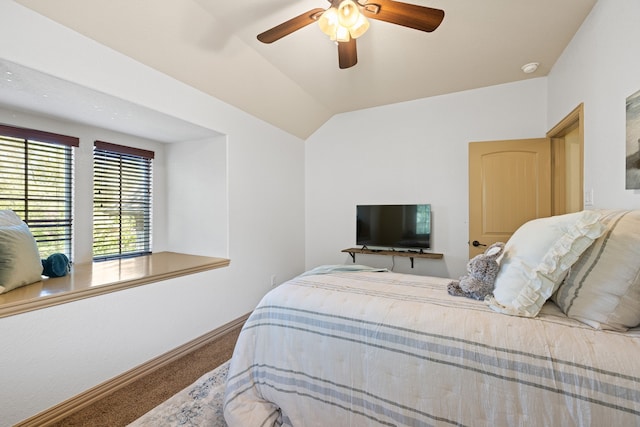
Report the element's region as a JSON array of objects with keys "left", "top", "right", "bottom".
[{"left": 224, "top": 271, "right": 640, "bottom": 426}]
